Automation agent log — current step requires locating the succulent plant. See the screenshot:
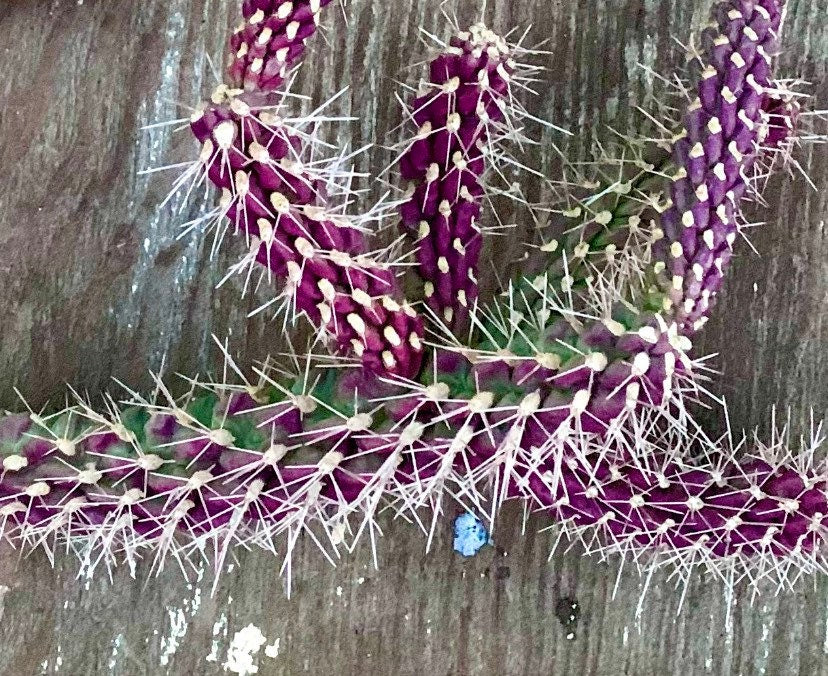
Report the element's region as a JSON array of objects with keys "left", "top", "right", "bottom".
[
  {"left": 396, "top": 24, "right": 517, "bottom": 330},
  {"left": 228, "top": 0, "right": 334, "bottom": 93},
  {"left": 2, "top": 0, "right": 826, "bottom": 605}
]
